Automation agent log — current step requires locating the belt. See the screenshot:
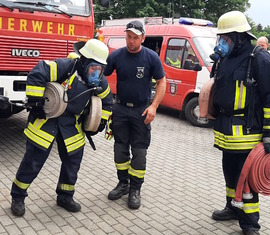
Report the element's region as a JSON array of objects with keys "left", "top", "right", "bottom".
[
  {"left": 219, "top": 108, "right": 246, "bottom": 116},
  {"left": 116, "top": 99, "right": 149, "bottom": 108}
]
